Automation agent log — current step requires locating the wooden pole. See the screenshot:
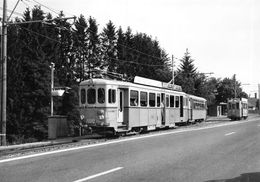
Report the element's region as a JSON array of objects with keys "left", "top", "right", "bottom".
[{"left": 1, "top": 0, "right": 7, "bottom": 146}]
